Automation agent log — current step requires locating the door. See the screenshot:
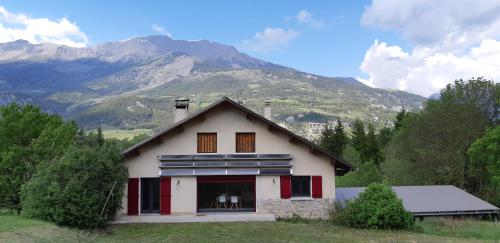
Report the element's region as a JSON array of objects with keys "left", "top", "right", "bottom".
[
  {"left": 160, "top": 177, "right": 171, "bottom": 215},
  {"left": 140, "top": 178, "right": 160, "bottom": 214},
  {"left": 197, "top": 176, "right": 256, "bottom": 213}
]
